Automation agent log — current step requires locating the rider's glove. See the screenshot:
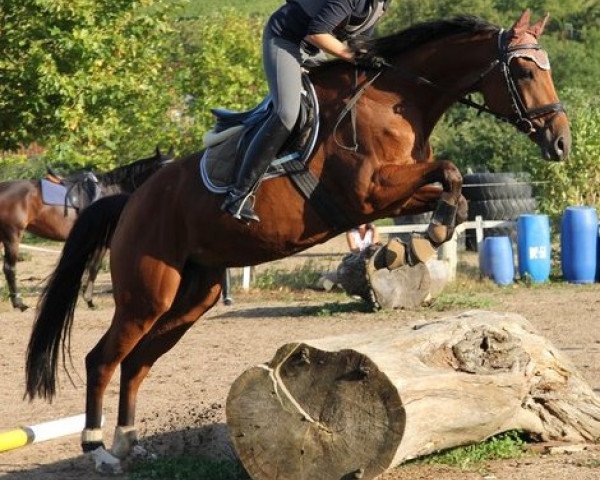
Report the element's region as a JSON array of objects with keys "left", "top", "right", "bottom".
[{"left": 348, "top": 36, "right": 389, "bottom": 70}]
